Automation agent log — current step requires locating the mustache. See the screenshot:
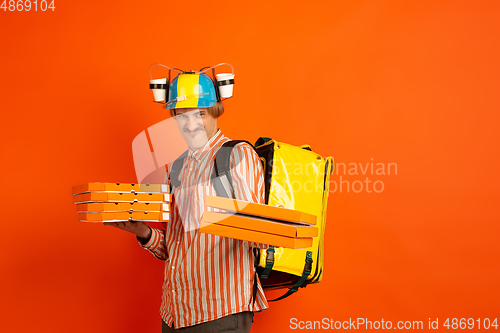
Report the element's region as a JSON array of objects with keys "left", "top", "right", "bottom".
[{"left": 183, "top": 127, "right": 205, "bottom": 133}]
